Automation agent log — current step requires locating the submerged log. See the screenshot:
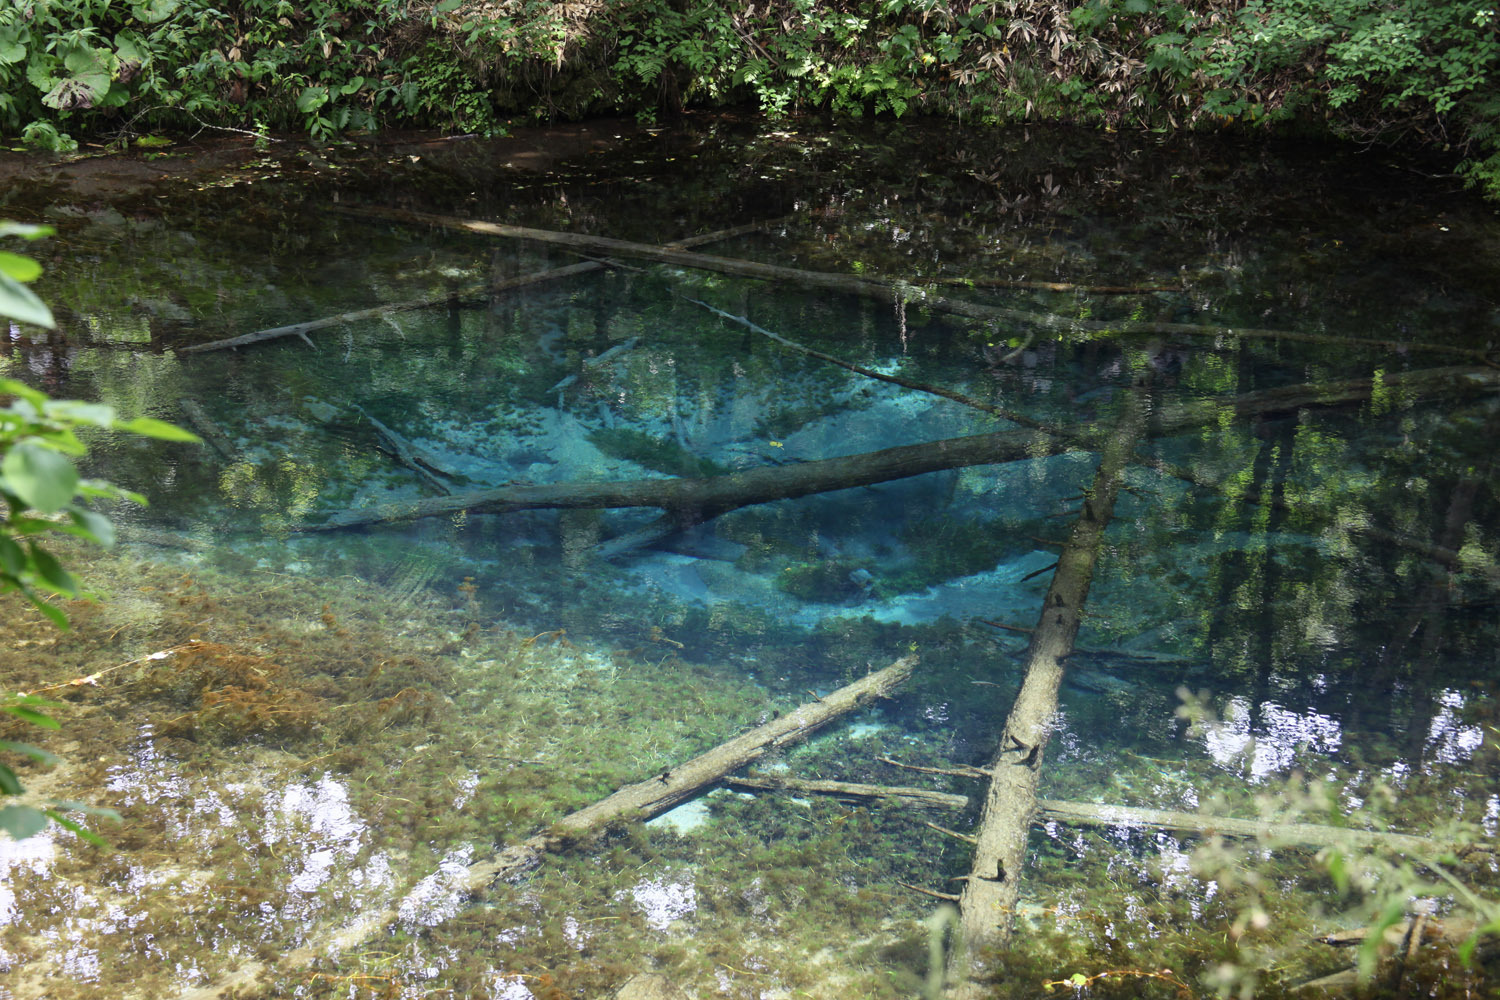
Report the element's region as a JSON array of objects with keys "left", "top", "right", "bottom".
[
  {"left": 177, "top": 220, "right": 780, "bottom": 355},
  {"left": 298, "top": 425, "right": 1069, "bottom": 532},
  {"left": 930, "top": 276, "right": 1180, "bottom": 294},
  {"left": 683, "top": 296, "right": 1050, "bottom": 431},
  {"left": 462, "top": 655, "right": 916, "bottom": 885},
  {"left": 176, "top": 657, "right": 916, "bottom": 1000},
  {"left": 294, "top": 365, "right": 1500, "bottom": 539},
  {"left": 729, "top": 774, "right": 1449, "bottom": 854},
  {"left": 346, "top": 206, "right": 1498, "bottom": 365},
  {"left": 178, "top": 398, "right": 238, "bottom": 459},
  {"left": 948, "top": 386, "right": 1148, "bottom": 996},
  {"left": 355, "top": 404, "right": 454, "bottom": 495}
]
